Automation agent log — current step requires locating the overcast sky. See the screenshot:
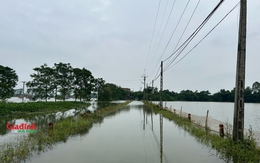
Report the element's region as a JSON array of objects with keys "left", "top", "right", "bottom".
[{"left": 0, "top": 0, "right": 259, "bottom": 94}]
